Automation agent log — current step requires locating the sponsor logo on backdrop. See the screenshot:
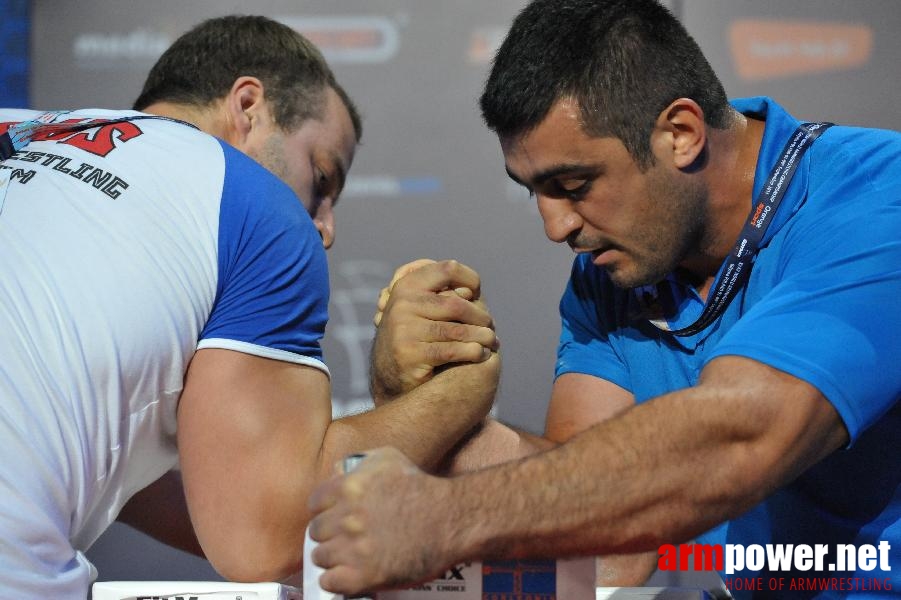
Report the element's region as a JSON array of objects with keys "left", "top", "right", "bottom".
[
  {"left": 402, "top": 563, "right": 474, "bottom": 595},
  {"left": 1, "top": 5, "right": 29, "bottom": 106},
  {"left": 658, "top": 542, "right": 893, "bottom": 594},
  {"left": 482, "top": 560, "right": 556, "bottom": 599},
  {"left": 730, "top": 19, "right": 872, "bottom": 81},
  {"left": 468, "top": 27, "right": 508, "bottom": 64},
  {"left": 342, "top": 174, "right": 443, "bottom": 198},
  {"left": 277, "top": 16, "right": 400, "bottom": 64},
  {"left": 73, "top": 29, "right": 171, "bottom": 68}
]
